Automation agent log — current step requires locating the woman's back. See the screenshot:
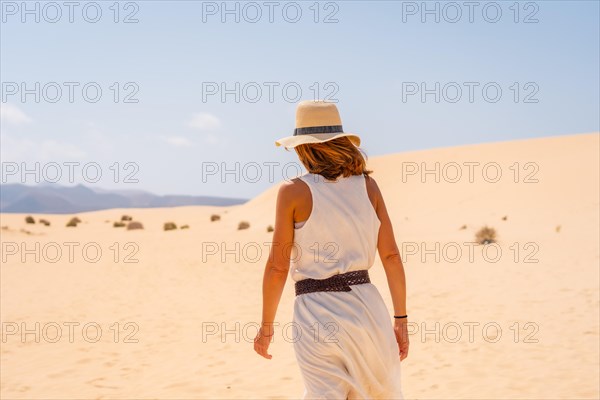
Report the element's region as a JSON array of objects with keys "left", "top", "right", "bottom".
[
  {"left": 290, "top": 172, "right": 404, "bottom": 399},
  {"left": 290, "top": 172, "right": 381, "bottom": 282}
]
